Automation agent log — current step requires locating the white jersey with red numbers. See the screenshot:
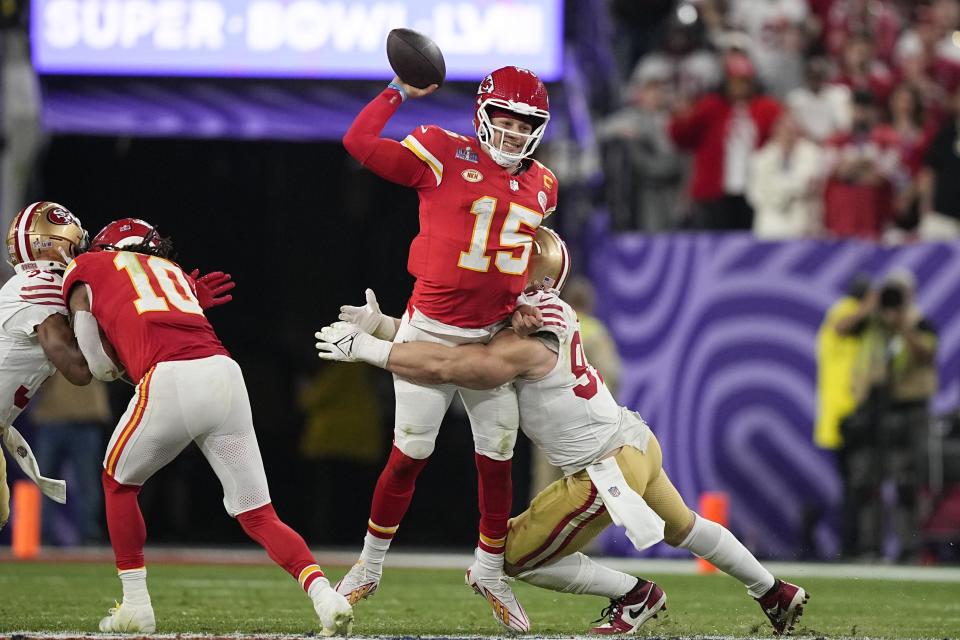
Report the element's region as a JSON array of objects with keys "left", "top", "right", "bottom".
[
  {"left": 401, "top": 124, "right": 558, "bottom": 329},
  {"left": 0, "top": 262, "right": 67, "bottom": 426},
  {"left": 513, "top": 291, "right": 650, "bottom": 476}
]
